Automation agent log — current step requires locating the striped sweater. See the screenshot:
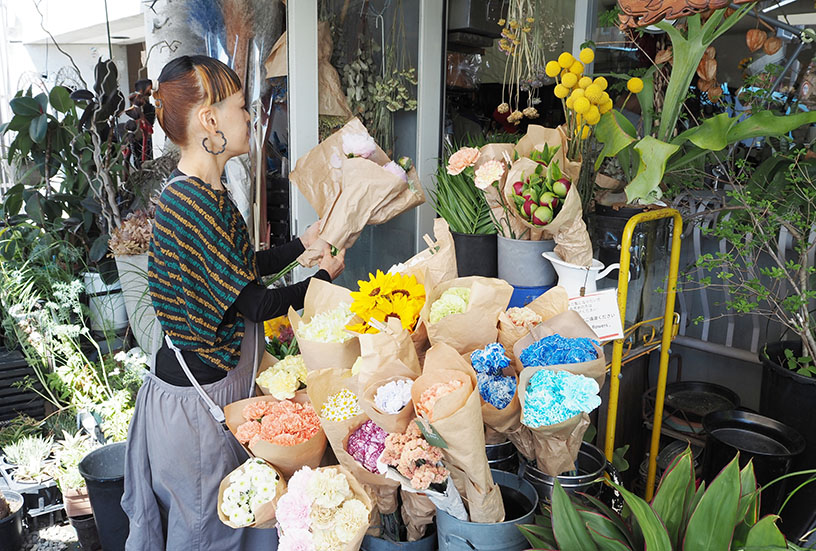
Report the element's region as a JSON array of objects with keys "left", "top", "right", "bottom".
[{"left": 148, "top": 175, "right": 258, "bottom": 371}]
